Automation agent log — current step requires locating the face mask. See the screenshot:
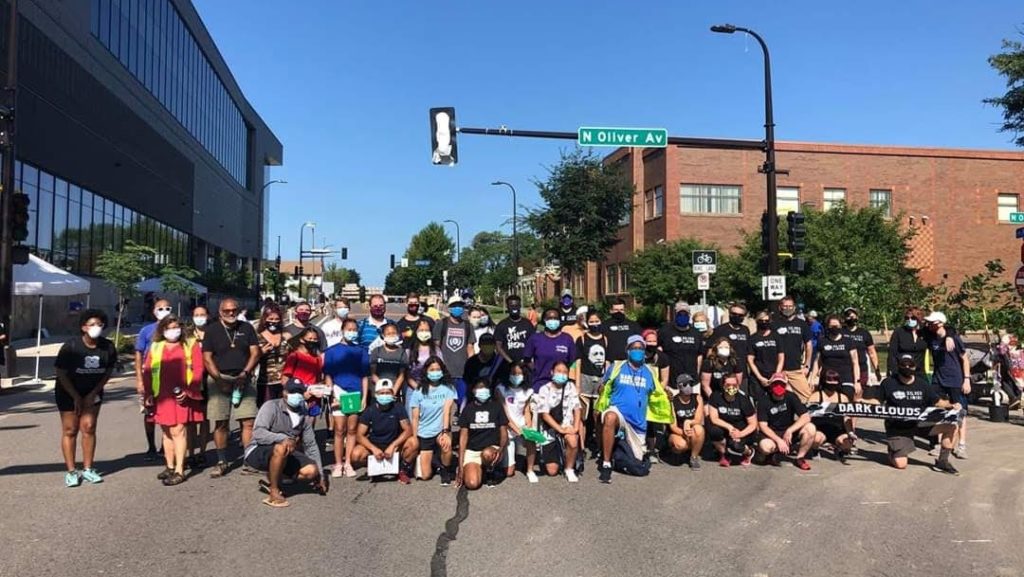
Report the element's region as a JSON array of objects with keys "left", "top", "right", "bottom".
[
  {"left": 611, "top": 311, "right": 626, "bottom": 322},
  {"left": 474, "top": 388, "right": 492, "bottom": 402},
  {"left": 163, "top": 328, "right": 182, "bottom": 342},
  {"left": 295, "top": 311, "right": 311, "bottom": 323},
  {"left": 304, "top": 341, "right": 320, "bottom": 354},
  {"left": 780, "top": 306, "right": 796, "bottom": 317},
  {"left": 828, "top": 327, "right": 842, "bottom": 337},
  {"left": 286, "top": 393, "right": 304, "bottom": 409},
  {"left": 646, "top": 345, "right": 658, "bottom": 355},
  {"left": 86, "top": 326, "right": 103, "bottom": 339},
  {"left": 628, "top": 349, "right": 645, "bottom": 364},
  {"left": 509, "top": 374, "right": 524, "bottom": 387},
  {"left": 675, "top": 313, "right": 690, "bottom": 327},
  {"left": 376, "top": 394, "right": 395, "bottom": 406},
  {"left": 266, "top": 322, "right": 281, "bottom": 333},
  {"left": 906, "top": 319, "right": 918, "bottom": 329},
  {"left": 481, "top": 345, "right": 496, "bottom": 357},
  {"left": 544, "top": 319, "right": 561, "bottom": 332},
  {"left": 552, "top": 373, "right": 568, "bottom": 386},
  {"left": 724, "top": 386, "right": 739, "bottom": 397},
  {"left": 155, "top": 308, "right": 171, "bottom": 321},
  {"left": 716, "top": 346, "right": 730, "bottom": 358},
  {"left": 370, "top": 305, "right": 386, "bottom": 318},
  {"left": 417, "top": 331, "right": 433, "bottom": 342},
  {"left": 679, "top": 385, "right": 695, "bottom": 396},
  {"left": 757, "top": 320, "right": 773, "bottom": 332},
  {"left": 560, "top": 298, "right": 573, "bottom": 309},
  {"left": 588, "top": 323, "right": 602, "bottom": 333},
  {"left": 508, "top": 307, "right": 521, "bottom": 318},
  {"left": 343, "top": 331, "right": 359, "bottom": 343},
  {"left": 845, "top": 317, "right": 858, "bottom": 327},
  {"left": 770, "top": 385, "right": 786, "bottom": 398},
  {"left": 450, "top": 306, "right": 464, "bottom": 319},
  {"left": 478, "top": 315, "right": 489, "bottom": 326},
  {"left": 384, "top": 336, "right": 401, "bottom": 346},
  {"left": 193, "top": 316, "right": 207, "bottom": 328},
  {"left": 407, "top": 304, "right": 420, "bottom": 315},
  {"left": 729, "top": 313, "right": 744, "bottom": 326},
  {"left": 427, "top": 370, "right": 444, "bottom": 383},
  {"left": 470, "top": 317, "right": 481, "bottom": 328},
  {"left": 336, "top": 307, "right": 349, "bottom": 319},
  {"left": 693, "top": 322, "right": 708, "bottom": 332},
  {"left": 898, "top": 366, "right": 915, "bottom": 378},
  {"left": 822, "top": 381, "right": 840, "bottom": 392}
]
